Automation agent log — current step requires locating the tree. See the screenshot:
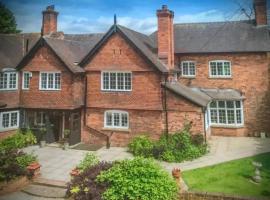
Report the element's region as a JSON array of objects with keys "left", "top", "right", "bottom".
[{"left": 0, "top": 2, "right": 21, "bottom": 33}]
